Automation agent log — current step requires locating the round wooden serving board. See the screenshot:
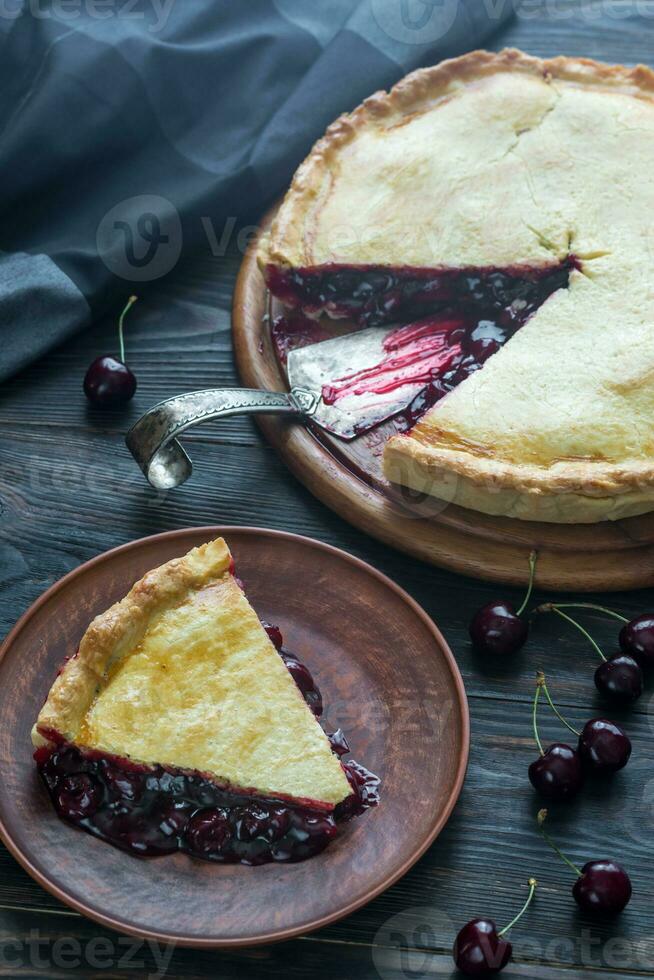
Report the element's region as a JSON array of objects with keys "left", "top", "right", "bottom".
[
  {"left": 0, "top": 527, "right": 468, "bottom": 947},
  {"left": 233, "top": 207, "right": 654, "bottom": 592}
]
